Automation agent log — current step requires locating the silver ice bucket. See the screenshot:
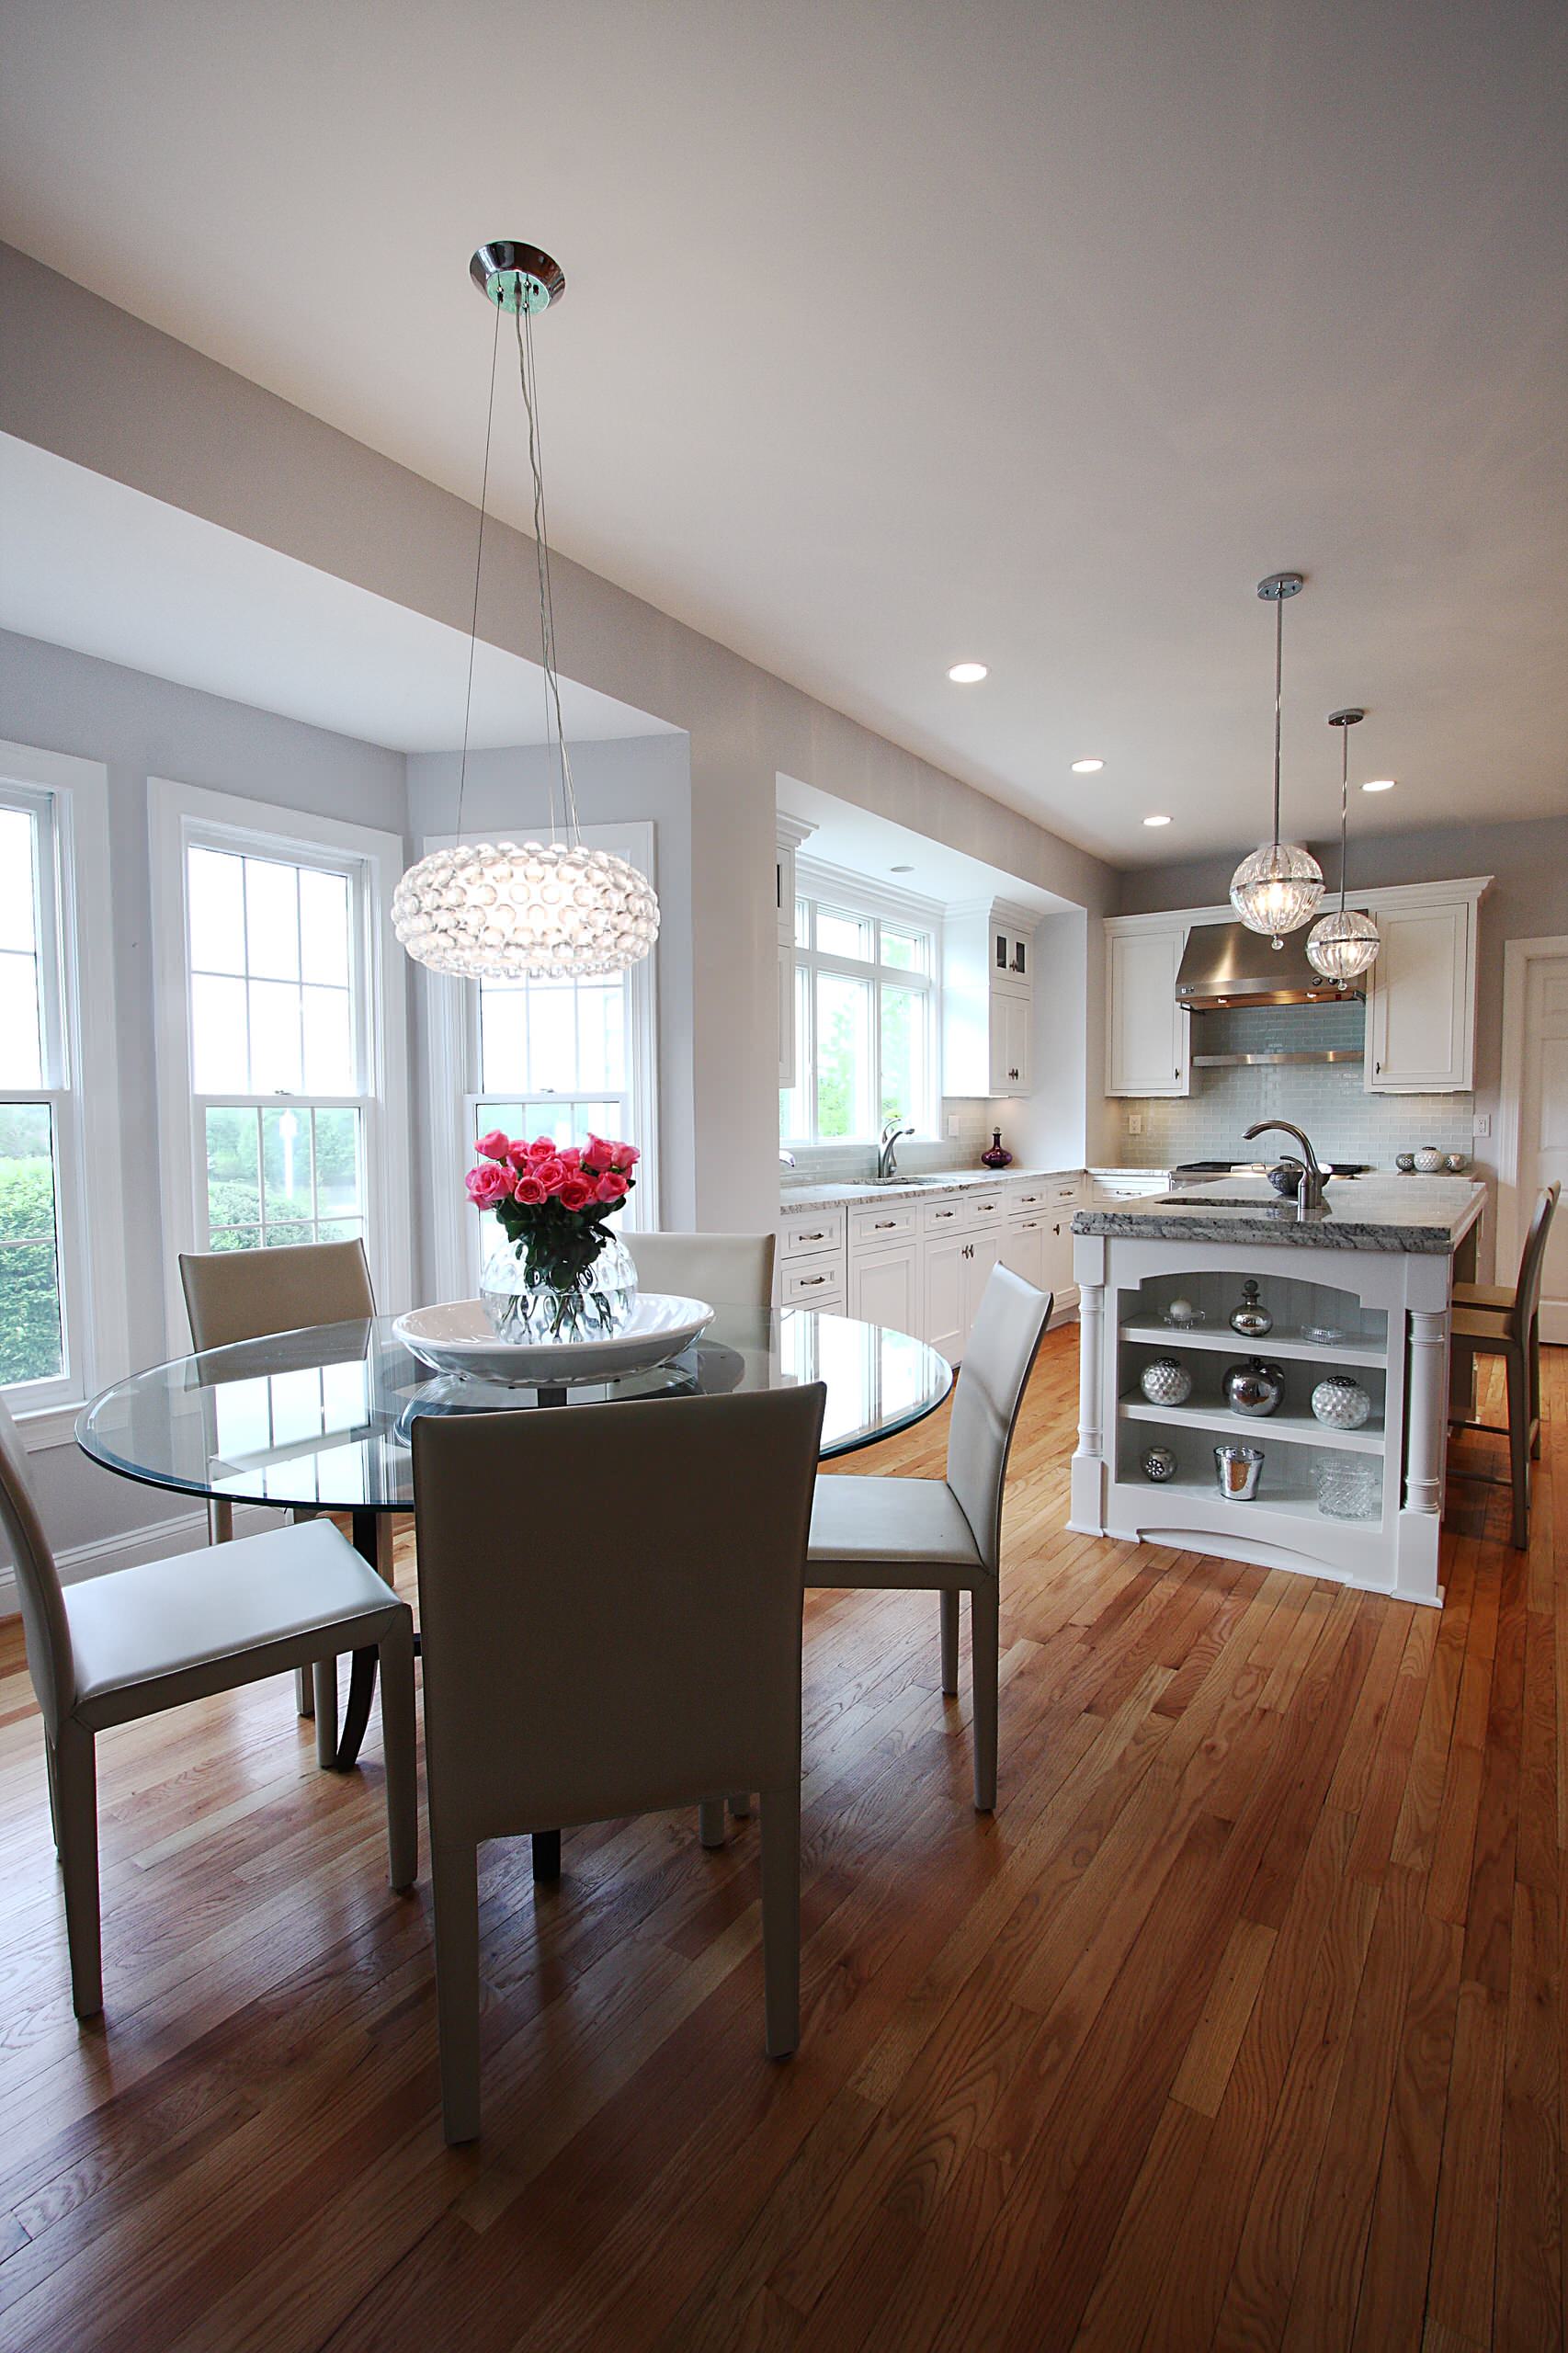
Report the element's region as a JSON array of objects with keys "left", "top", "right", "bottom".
[{"left": 1214, "top": 1443, "right": 1264, "bottom": 1501}]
